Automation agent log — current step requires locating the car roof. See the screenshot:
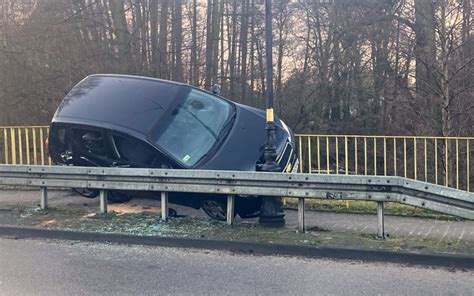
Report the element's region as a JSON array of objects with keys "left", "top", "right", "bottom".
[
  {"left": 52, "top": 74, "right": 189, "bottom": 135},
  {"left": 89, "top": 74, "right": 188, "bottom": 87}
]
